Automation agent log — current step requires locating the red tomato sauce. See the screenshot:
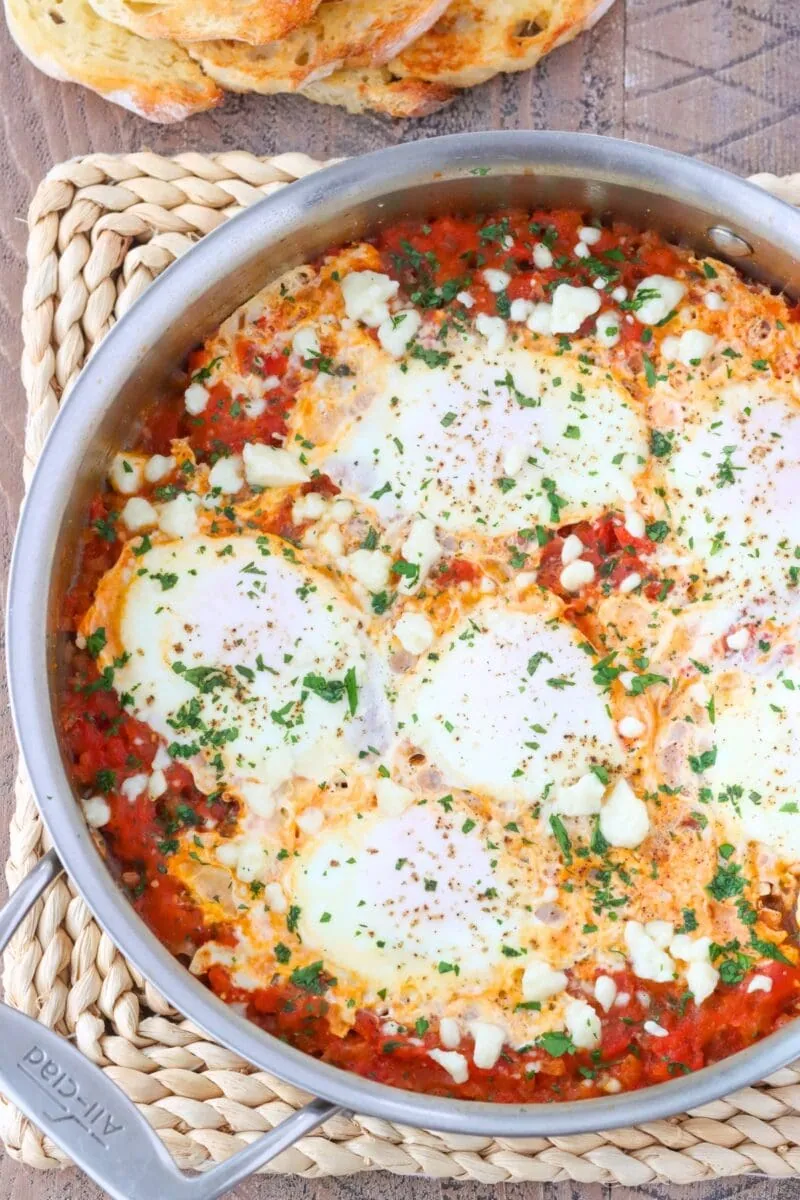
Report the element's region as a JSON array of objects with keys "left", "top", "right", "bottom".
[{"left": 57, "top": 207, "right": 800, "bottom": 1104}]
